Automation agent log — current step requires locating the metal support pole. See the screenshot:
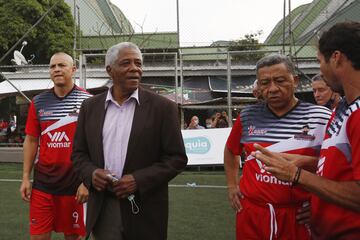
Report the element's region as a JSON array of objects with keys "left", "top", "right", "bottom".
[
  {"left": 73, "top": 0, "right": 77, "bottom": 60},
  {"left": 282, "top": 0, "right": 286, "bottom": 54},
  {"left": 176, "top": 0, "right": 180, "bottom": 47},
  {"left": 178, "top": 49, "right": 184, "bottom": 128},
  {"left": 179, "top": 50, "right": 184, "bottom": 105},
  {"left": 77, "top": 5, "right": 81, "bottom": 52},
  {"left": 79, "top": 54, "right": 85, "bottom": 89},
  {"left": 226, "top": 52, "right": 233, "bottom": 127},
  {"left": 83, "top": 54, "right": 87, "bottom": 90},
  {"left": 288, "top": 0, "right": 292, "bottom": 55},
  {"left": 0, "top": 73, "right": 31, "bottom": 102},
  {"left": 180, "top": 107, "right": 184, "bottom": 130},
  {"left": 175, "top": 52, "right": 178, "bottom": 104}
]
